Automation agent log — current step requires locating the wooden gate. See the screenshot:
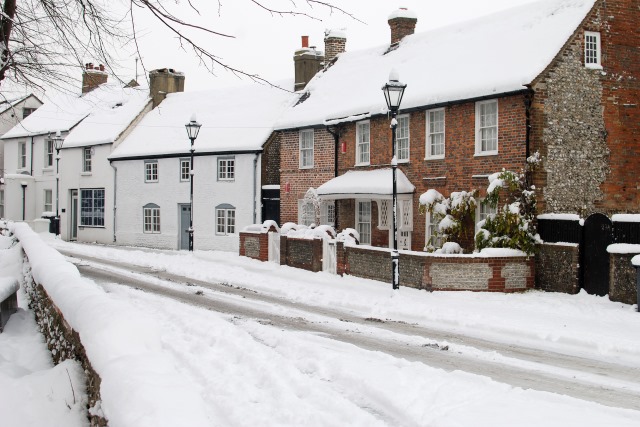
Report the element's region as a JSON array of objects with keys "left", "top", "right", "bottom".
[{"left": 582, "top": 213, "right": 612, "bottom": 296}]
